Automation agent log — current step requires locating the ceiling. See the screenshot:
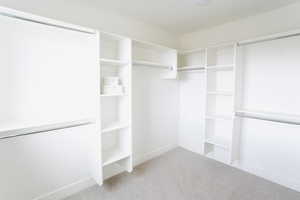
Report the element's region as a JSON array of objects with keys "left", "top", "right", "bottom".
[{"left": 85, "top": 0, "right": 299, "bottom": 35}]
